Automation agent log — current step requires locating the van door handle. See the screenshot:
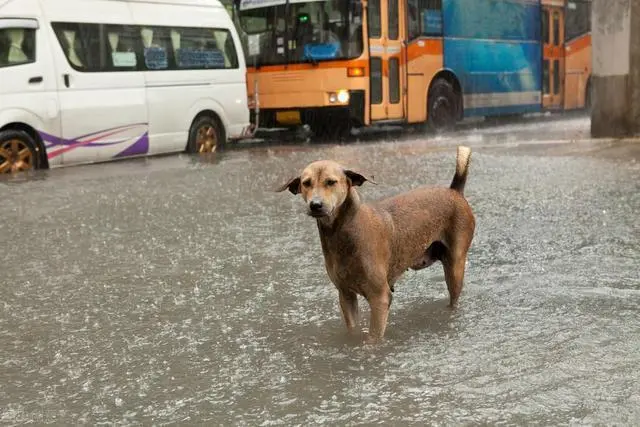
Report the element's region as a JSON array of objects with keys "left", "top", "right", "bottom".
[
  {"left": 28, "top": 76, "right": 43, "bottom": 84},
  {"left": 63, "top": 74, "right": 70, "bottom": 88}
]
